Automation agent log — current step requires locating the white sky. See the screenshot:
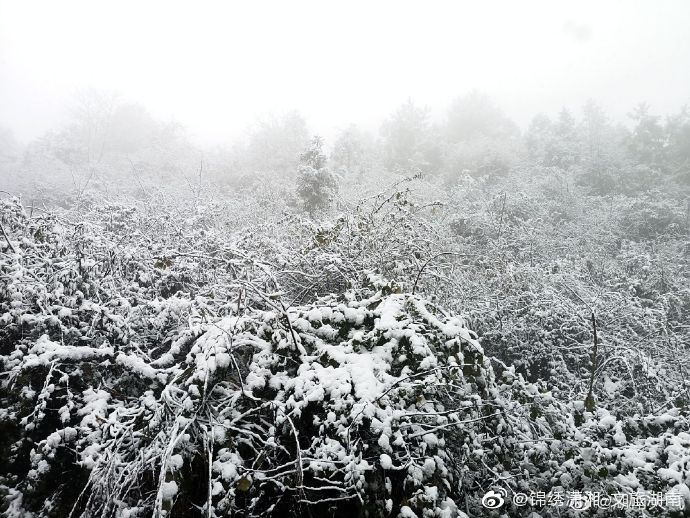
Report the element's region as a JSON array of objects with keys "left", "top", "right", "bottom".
[{"left": 1, "top": 0, "right": 689, "bottom": 144}]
